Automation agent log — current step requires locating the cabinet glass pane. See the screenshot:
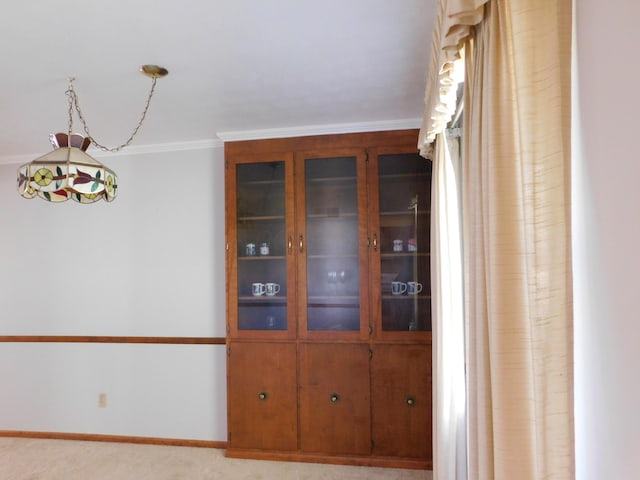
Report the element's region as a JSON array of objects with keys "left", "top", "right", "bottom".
[
  {"left": 236, "top": 162, "right": 287, "bottom": 330},
  {"left": 378, "top": 154, "right": 432, "bottom": 332},
  {"left": 305, "top": 157, "right": 360, "bottom": 331}
]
